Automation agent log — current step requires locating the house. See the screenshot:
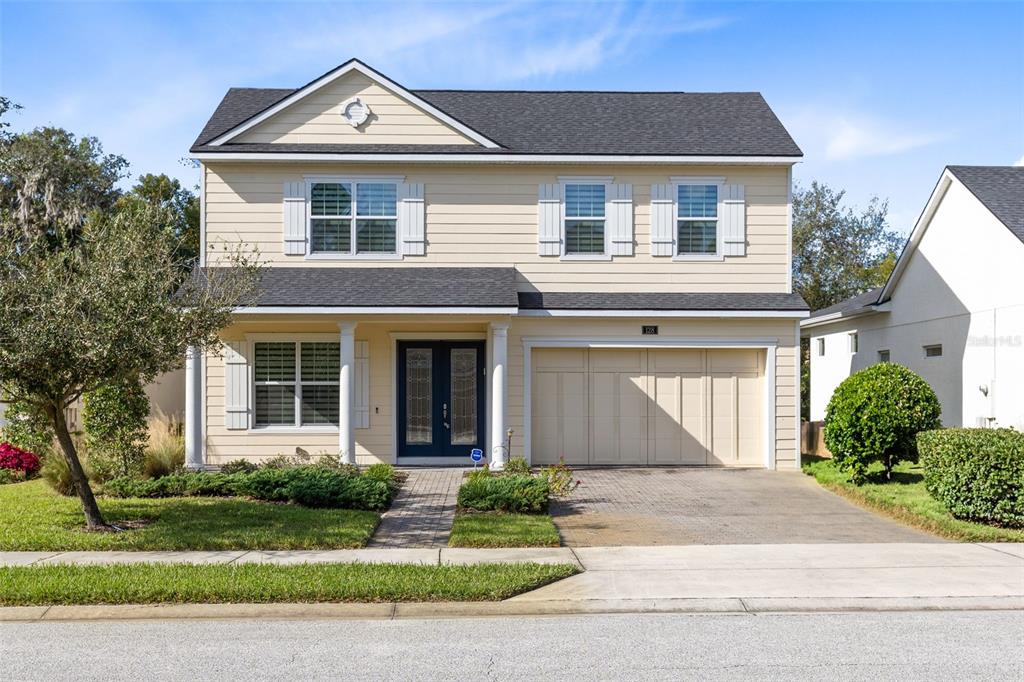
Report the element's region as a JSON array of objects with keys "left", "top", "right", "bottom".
[
  {"left": 183, "top": 58, "right": 807, "bottom": 471},
  {"left": 802, "top": 166, "right": 1024, "bottom": 430}
]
